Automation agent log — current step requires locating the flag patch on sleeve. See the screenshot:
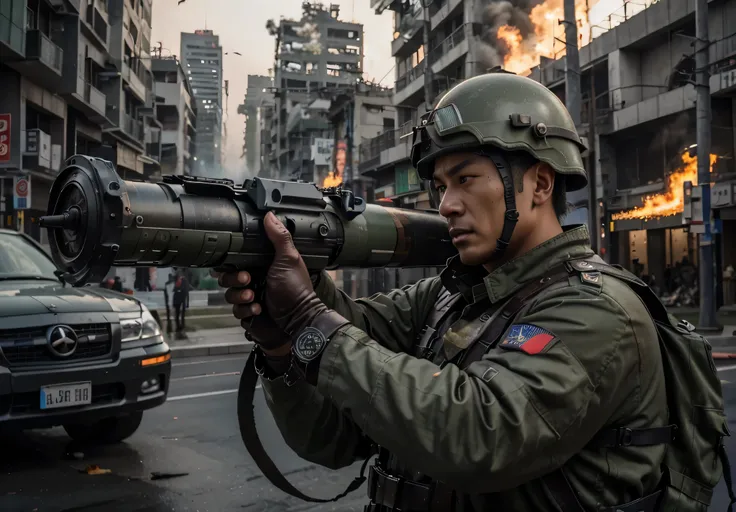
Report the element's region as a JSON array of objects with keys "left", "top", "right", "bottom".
[{"left": 499, "top": 324, "right": 556, "bottom": 355}]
